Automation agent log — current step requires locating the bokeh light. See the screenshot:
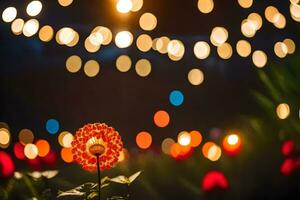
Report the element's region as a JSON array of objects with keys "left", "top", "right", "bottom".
[
  {"left": 115, "top": 31, "right": 133, "bottom": 48},
  {"left": 207, "top": 144, "right": 222, "bottom": 161},
  {"left": 238, "top": 0, "right": 253, "bottom": 8},
  {"left": 0, "top": 128, "right": 10, "bottom": 149},
  {"left": 222, "top": 133, "right": 242, "bottom": 156},
  {"left": 66, "top": 55, "right": 82, "bottom": 73},
  {"left": 241, "top": 19, "right": 256, "bottom": 38},
  {"left": 136, "top": 34, "right": 152, "bottom": 52},
  {"left": 139, "top": 12, "right": 157, "bottom": 31},
  {"left": 281, "top": 140, "right": 295, "bottom": 156},
  {"left": 116, "top": 55, "right": 132, "bottom": 72},
  {"left": 177, "top": 131, "right": 191, "bottom": 146},
  {"left": 61, "top": 132, "right": 74, "bottom": 148},
  {"left": 274, "top": 42, "right": 288, "bottom": 58},
  {"left": 136, "top": 131, "right": 152, "bottom": 149},
  {"left": 154, "top": 110, "right": 170, "bottom": 128},
  {"left": 188, "top": 68, "right": 204, "bottom": 86},
  {"left": 194, "top": 41, "right": 210, "bottom": 59},
  {"left": 252, "top": 50, "right": 267, "bottom": 68},
  {"left": 84, "top": 37, "right": 100, "bottom": 53},
  {"left": 265, "top": 6, "right": 279, "bottom": 23},
  {"left": 91, "top": 26, "right": 112, "bottom": 45},
  {"left": 46, "top": 119, "right": 60, "bottom": 134},
  {"left": 2, "top": 7, "right": 17, "bottom": 23},
  {"left": 210, "top": 27, "right": 228, "bottom": 47},
  {"left": 131, "top": 0, "right": 143, "bottom": 12},
  {"left": 167, "top": 40, "right": 185, "bottom": 60},
  {"left": 283, "top": 38, "right": 296, "bottom": 54},
  {"left": 35, "top": 140, "right": 50, "bottom": 157},
  {"left": 161, "top": 138, "right": 175, "bottom": 155},
  {"left": 19, "top": 129, "right": 34, "bottom": 145},
  {"left": 155, "top": 36, "right": 170, "bottom": 54},
  {"left": 202, "top": 142, "right": 214, "bottom": 158},
  {"left": 84, "top": 60, "right": 100, "bottom": 77},
  {"left": 58, "top": 27, "right": 76, "bottom": 45},
  {"left": 0, "top": 151, "right": 15, "bottom": 178},
  {"left": 23, "top": 19, "right": 39, "bottom": 37},
  {"left": 135, "top": 59, "right": 152, "bottom": 77},
  {"left": 217, "top": 43, "right": 233, "bottom": 59},
  {"left": 117, "top": 0, "right": 133, "bottom": 13},
  {"left": 39, "top": 25, "right": 54, "bottom": 42},
  {"left": 190, "top": 130, "right": 202, "bottom": 147},
  {"left": 290, "top": 2, "right": 300, "bottom": 22},
  {"left": 11, "top": 18, "right": 24, "bottom": 35},
  {"left": 26, "top": 1, "right": 42, "bottom": 17},
  {"left": 24, "top": 143, "right": 39, "bottom": 160},
  {"left": 169, "top": 90, "right": 184, "bottom": 106},
  {"left": 236, "top": 40, "right": 252, "bottom": 57},
  {"left": 202, "top": 171, "right": 229, "bottom": 191},
  {"left": 276, "top": 103, "right": 290, "bottom": 119},
  {"left": 14, "top": 142, "right": 25, "bottom": 160},
  {"left": 197, "top": 0, "right": 214, "bottom": 14},
  {"left": 58, "top": 0, "right": 73, "bottom": 7},
  {"left": 61, "top": 147, "right": 73, "bottom": 163},
  {"left": 248, "top": 13, "right": 263, "bottom": 30}
]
